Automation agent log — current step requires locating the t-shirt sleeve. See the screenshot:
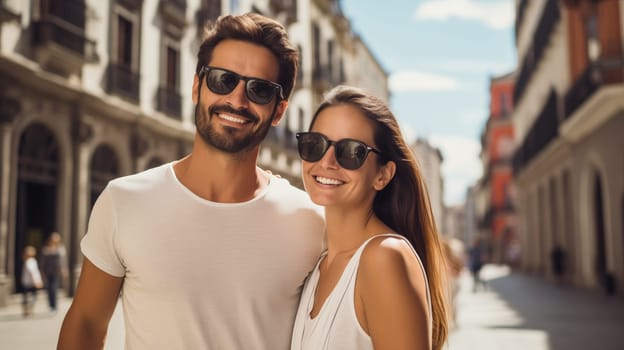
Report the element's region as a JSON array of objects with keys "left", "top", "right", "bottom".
[{"left": 80, "top": 186, "right": 126, "bottom": 277}]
